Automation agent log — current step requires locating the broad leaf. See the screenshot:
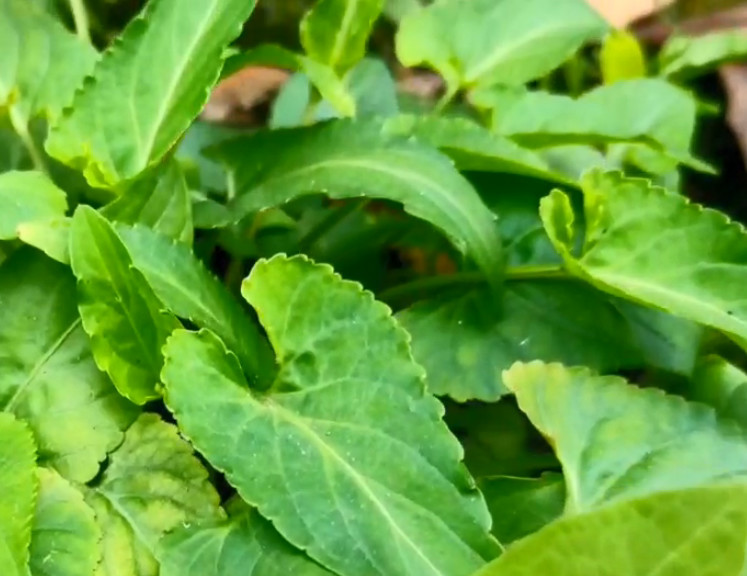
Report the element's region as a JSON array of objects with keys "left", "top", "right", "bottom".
[
  {"left": 210, "top": 120, "right": 505, "bottom": 285},
  {"left": 0, "top": 248, "right": 138, "bottom": 482},
  {"left": 0, "top": 0, "right": 97, "bottom": 124},
  {"left": 503, "top": 361, "right": 747, "bottom": 513},
  {"left": 17, "top": 217, "right": 71, "bottom": 264},
  {"left": 222, "top": 45, "right": 355, "bottom": 117},
  {"left": 478, "top": 473, "right": 565, "bottom": 544},
  {"left": 0, "top": 413, "right": 37, "bottom": 576},
  {"left": 395, "top": 0, "right": 608, "bottom": 93},
  {"left": 158, "top": 507, "right": 334, "bottom": 576},
  {"left": 70, "top": 206, "right": 181, "bottom": 404},
  {"left": 397, "top": 282, "right": 643, "bottom": 402},
  {"left": 474, "top": 483, "right": 747, "bottom": 576},
  {"left": 540, "top": 170, "right": 747, "bottom": 349},
  {"left": 101, "top": 159, "right": 193, "bottom": 244},
  {"left": 46, "top": 0, "right": 259, "bottom": 187},
  {"left": 116, "top": 223, "right": 276, "bottom": 386},
  {"left": 660, "top": 30, "right": 747, "bottom": 81},
  {"left": 0, "top": 171, "right": 67, "bottom": 240},
  {"left": 347, "top": 58, "right": 399, "bottom": 118},
  {"left": 87, "top": 414, "right": 223, "bottom": 576},
  {"left": 30, "top": 467, "right": 100, "bottom": 576},
  {"left": 301, "top": 0, "right": 384, "bottom": 72},
  {"left": 690, "top": 356, "right": 747, "bottom": 428},
  {"left": 162, "top": 255, "right": 500, "bottom": 576},
  {"left": 493, "top": 80, "right": 706, "bottom": 171}
]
